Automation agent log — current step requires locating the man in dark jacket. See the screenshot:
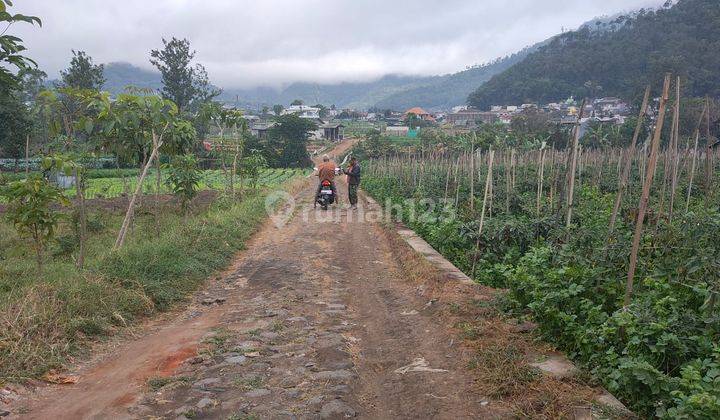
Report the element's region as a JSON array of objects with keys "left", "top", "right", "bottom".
[{"left": 344, "top": 156, "right": 361, "bottom": 209}]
